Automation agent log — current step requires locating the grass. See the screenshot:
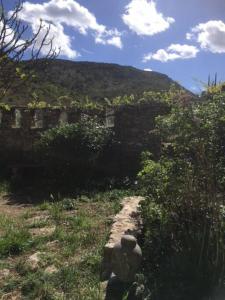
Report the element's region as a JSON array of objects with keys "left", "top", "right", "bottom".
[
  {"left": 0, "top": 215, "right": 33, "bottom": 258},
  {"left": 0, "top": 189, "right": 132, "bottom": 299},
  {"left": 0, "top": 180, "right": 10, "bottom": 194}
]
